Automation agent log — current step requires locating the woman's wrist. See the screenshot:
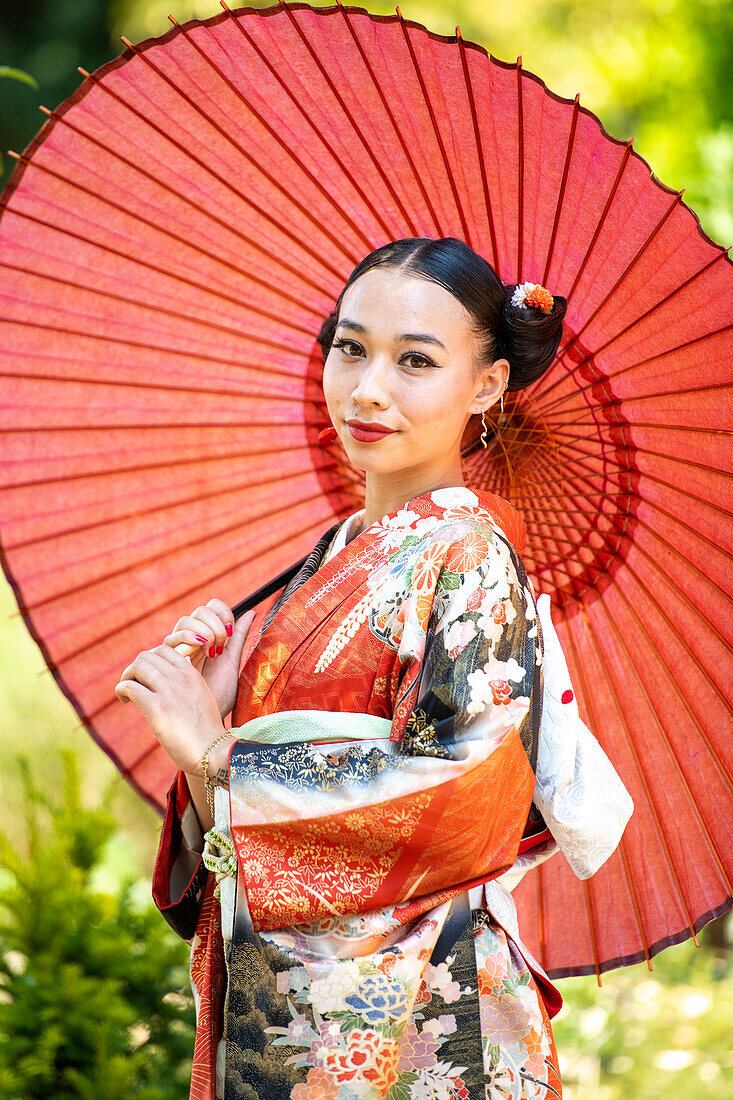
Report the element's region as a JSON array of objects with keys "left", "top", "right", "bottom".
[{"left": 206, "top": 733, "right": 234, "bottom": 791}]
